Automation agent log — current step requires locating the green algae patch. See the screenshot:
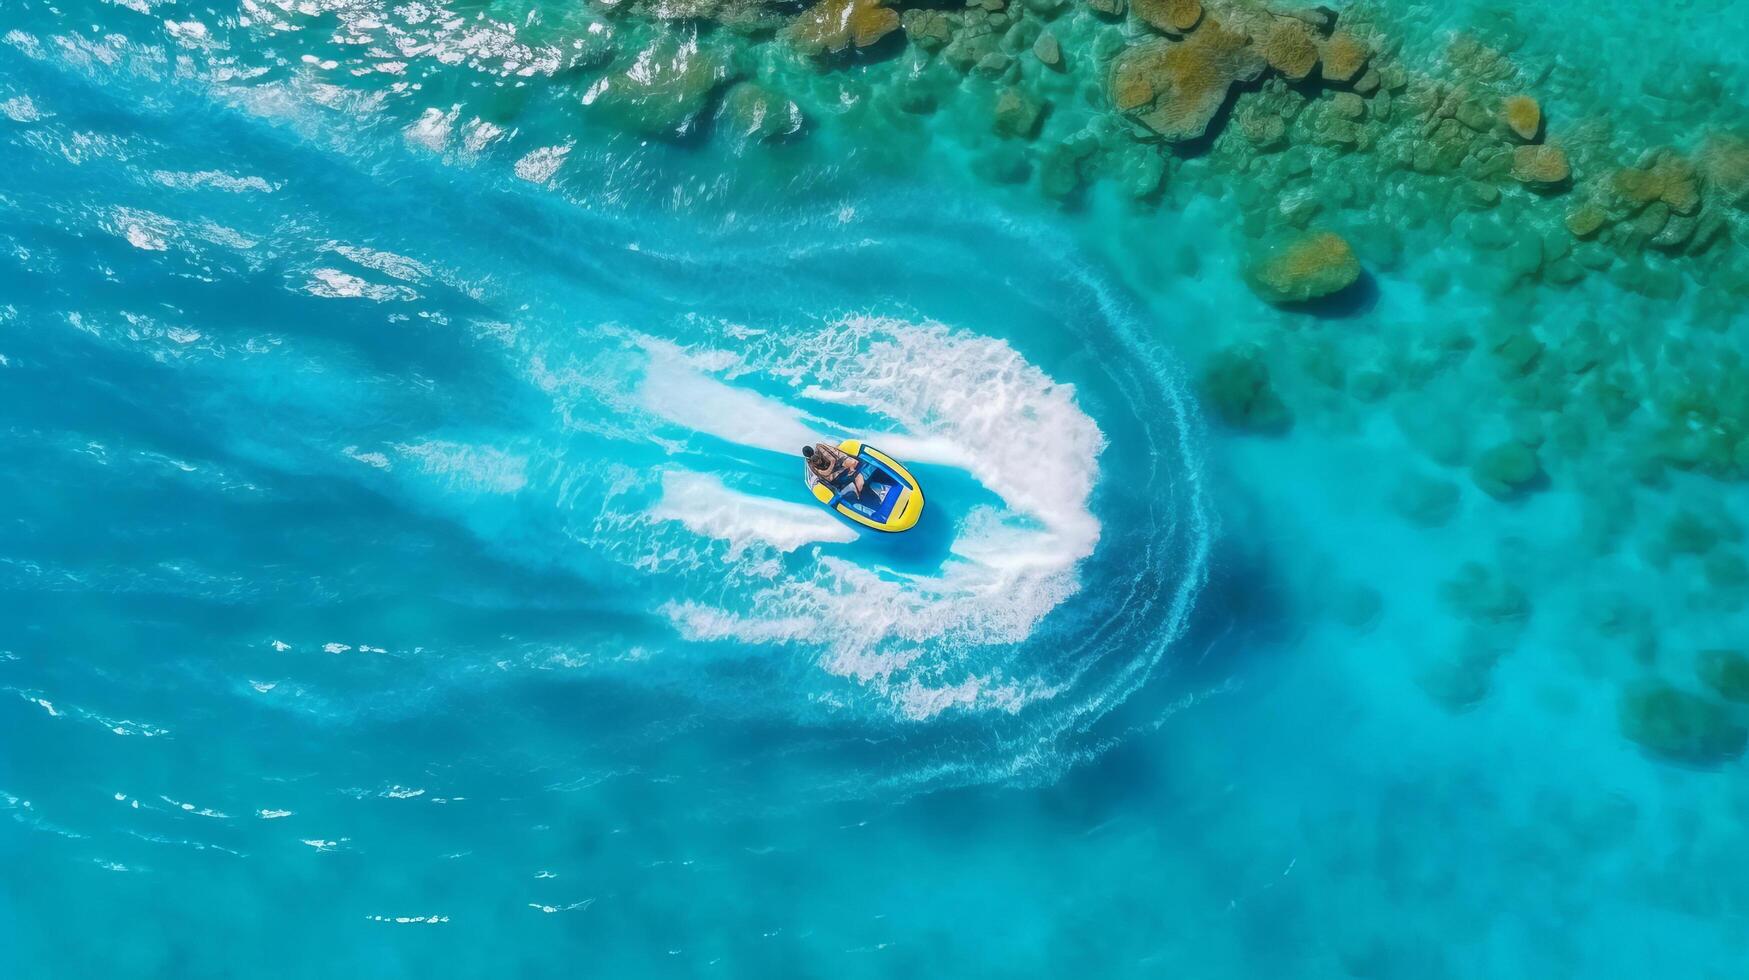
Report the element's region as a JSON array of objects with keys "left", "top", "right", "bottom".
[
  {"left": 1244, "top": 230, "right": 1362, "bottom": 305},
  {"left": 1200, "top": 345, "right": 1290, "bottom": 432},
  {"left": 1618, "top": 683, "right": 1746, "bottom": 766}
]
